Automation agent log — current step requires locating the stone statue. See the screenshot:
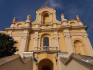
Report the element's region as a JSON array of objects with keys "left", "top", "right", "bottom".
[
  {"left": 26, "top": 15, "right": 31, "bottom": 22},
  {"left": 61, "top": 14, "right": 64, "bottom": 20},
  {"left": 61, "top": 14, "right": 67, "bottom": 21},
  {"left": 13, "top": 17, "right": 17, "bottom": 23},
  {"left": 76, "top": 15, "right": 80, "bottom": 21}
]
